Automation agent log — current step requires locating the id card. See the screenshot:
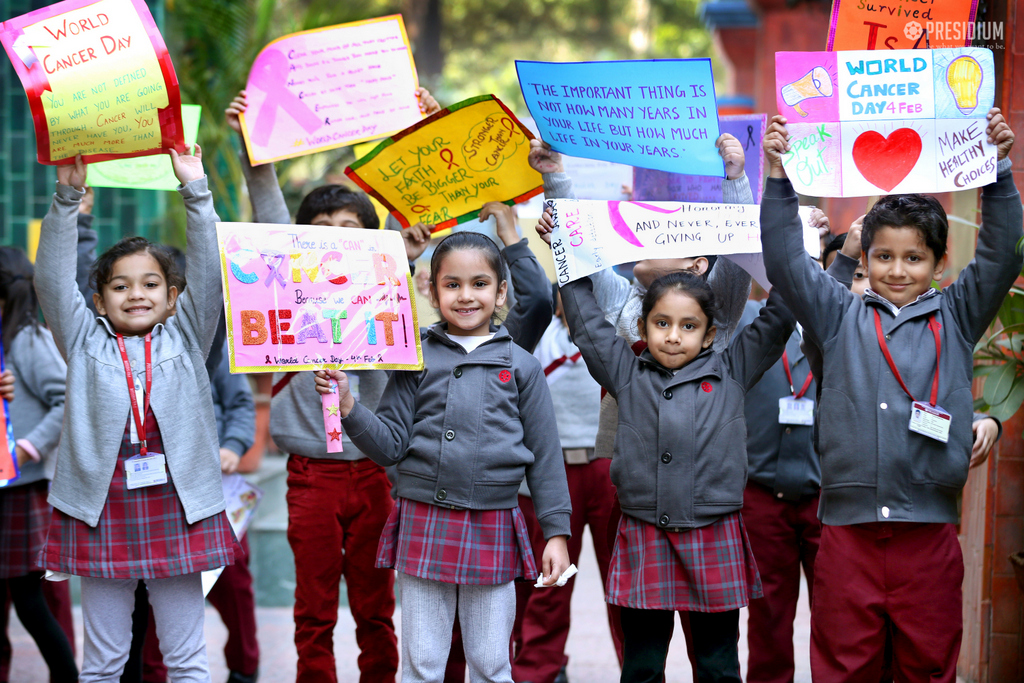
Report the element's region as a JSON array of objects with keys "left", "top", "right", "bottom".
[
  {"left": 779, "top": 397, "right": 815, "bottom": 426},
  {"left": 909, "top": 402, "right": 951, "bottom": 443},
  {"left": 125, "top": 453, "right": 168, "bottom": 490}
]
